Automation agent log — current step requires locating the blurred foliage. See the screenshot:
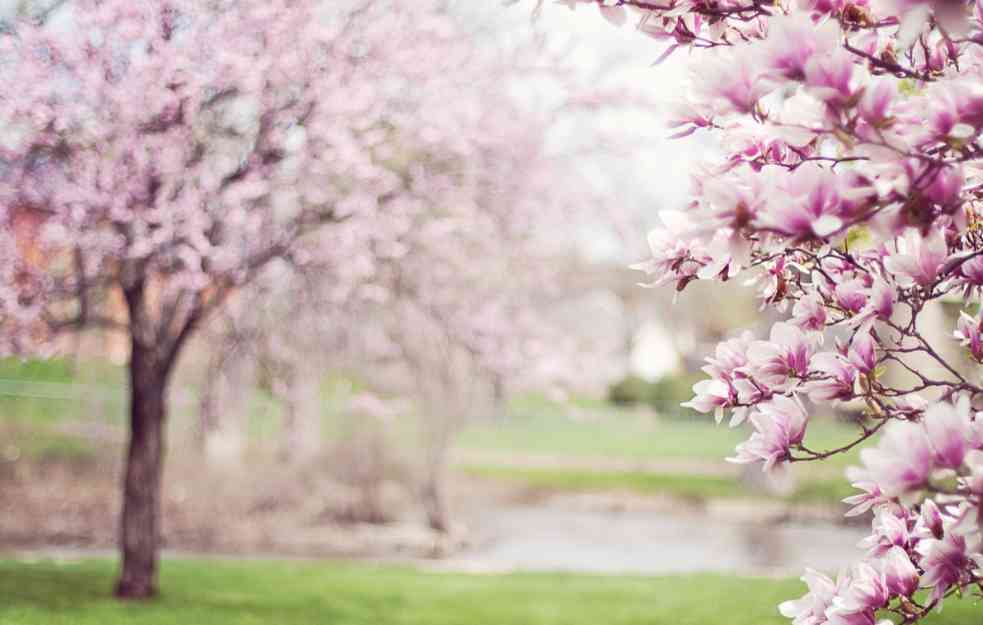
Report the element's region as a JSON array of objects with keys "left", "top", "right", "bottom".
[
  {"left": 606, "top": 372, "right": 704, "bottom": 417},
  {"left": 607, "top": 374, "right": 654, "bottom": 407},
  {"left": 649, "top": 372, "right": 705, "bottom": 417}
]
